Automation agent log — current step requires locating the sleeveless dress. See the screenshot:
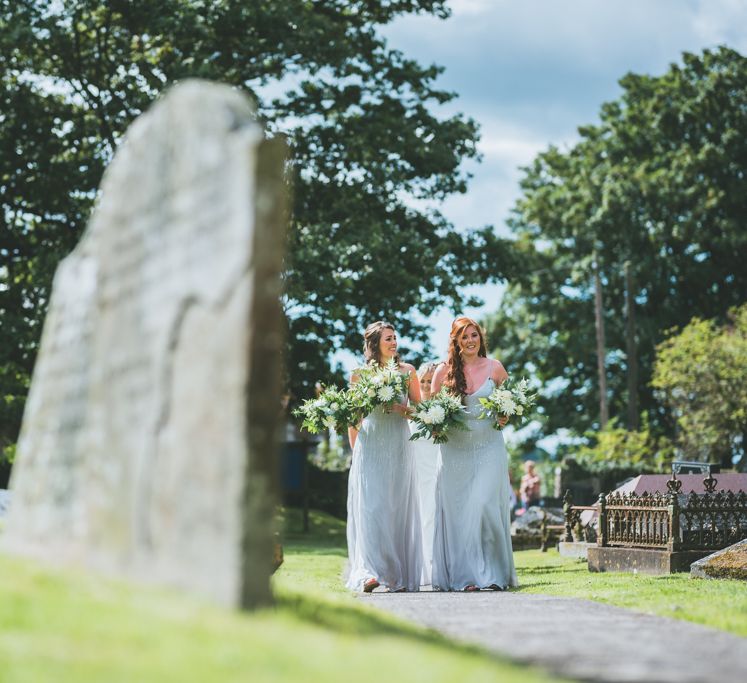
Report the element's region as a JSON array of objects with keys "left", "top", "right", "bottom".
[
  {"left": 432, "top": 377, "right": 518, "bottom": 591},
  {"left": 409, "top": 424, "right": 439, "bottom": 585},
  {"left": 346, "top": 402, "right": 423, "bottom": 592}
]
